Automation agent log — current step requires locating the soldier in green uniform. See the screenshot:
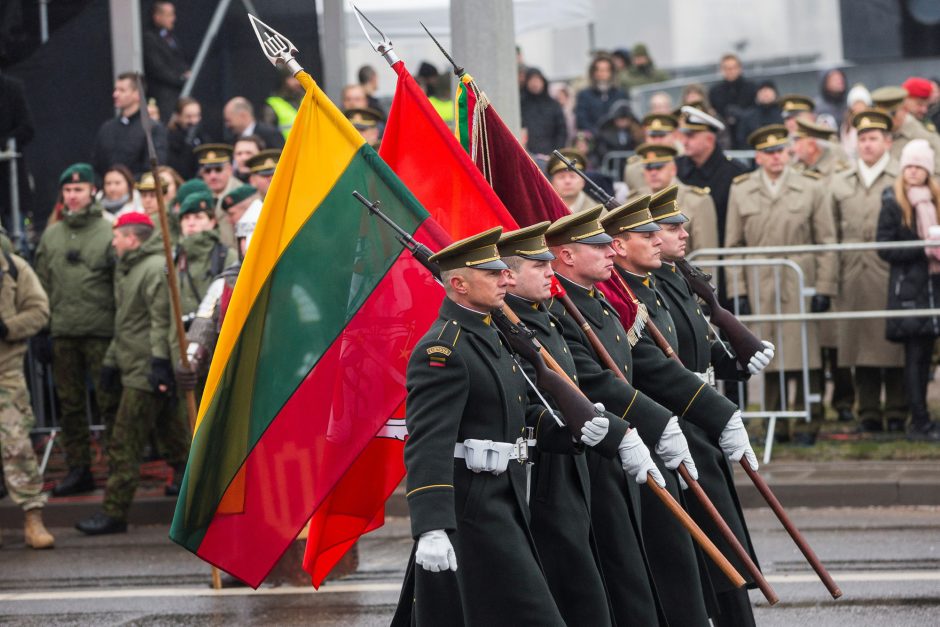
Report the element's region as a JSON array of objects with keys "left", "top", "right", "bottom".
[
  {"left": 220, "top": 185, "right": 259, "bottom": 235},
  {"left": 396, "top": 227, "right": 565, "bottom": 625},
  {"left": 0, "top": 247, "right": 56, "bottom": 549},
  {"left": 725, "top": 124, "right": 838, "bottom": 445},
  {"left": 546, "top": 205, "right": 714, "bottom": 626},
  {"left": 597, "top": 197, "right": 760, "bottom": 626},
  {"left": 647, "top": 185, "right": 774, "bottom": 626},
  {"left": 36, "top": 163, "right": 120, "bottom": 497},
  {"left": 831, "top": 110, "right": 908, "bottom": 432},
  {"left": 791, "top": 119, "right": 856, "bottom": 423},
  {"left": 629, "top": 142, "right": 719, "bottom": 255},
  {"left": 75, "top": 212, "right": 182, "bottom": 535},
  {"left": 547, "top": 149, "right": 594, "bottom": 214},
  {"left": 623, "top": 113, "right": 680, "bottom": 192},
  {"left": 247, "top": 149, "right": 280, "bottom": 200},
  {"left": 498, "top": 222, "right": 664, "bottom": 626},
  {"left": 194, "top": 143, "right": 239, "bottom": 247}
]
